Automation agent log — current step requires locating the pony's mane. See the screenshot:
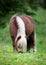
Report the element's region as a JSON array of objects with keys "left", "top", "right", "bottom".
[
  {"left": 15, "top": 15, "right": 26, "bottom": 43},
  {"left": 10, "top": 14, "right": 26, "bottom": 38},
  {"left": 16, "top": 16, "right": 26, "bottom": 36}
]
